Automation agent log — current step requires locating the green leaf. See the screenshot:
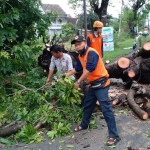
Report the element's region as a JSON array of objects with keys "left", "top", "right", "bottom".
[
  {"left": 59, "top": 140, "right": 65, "bottom": 143},
  {"left": 59, "top": 146, "right": 63, "bottom": 150},
  {"left": 0, "top": 138, "right": 11, "bottom": 144},
  {"left": 66, "top": 144, "right": 74, "bottom": 148},
  {"left": 0, "top": 23, "right": 3, "bottom": 28},
  {"left": 47, "top": 130, "right": 57, "bottom": 139},
  {"left": 108, "top": 145, "right": 116, "bottom": 148}
]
